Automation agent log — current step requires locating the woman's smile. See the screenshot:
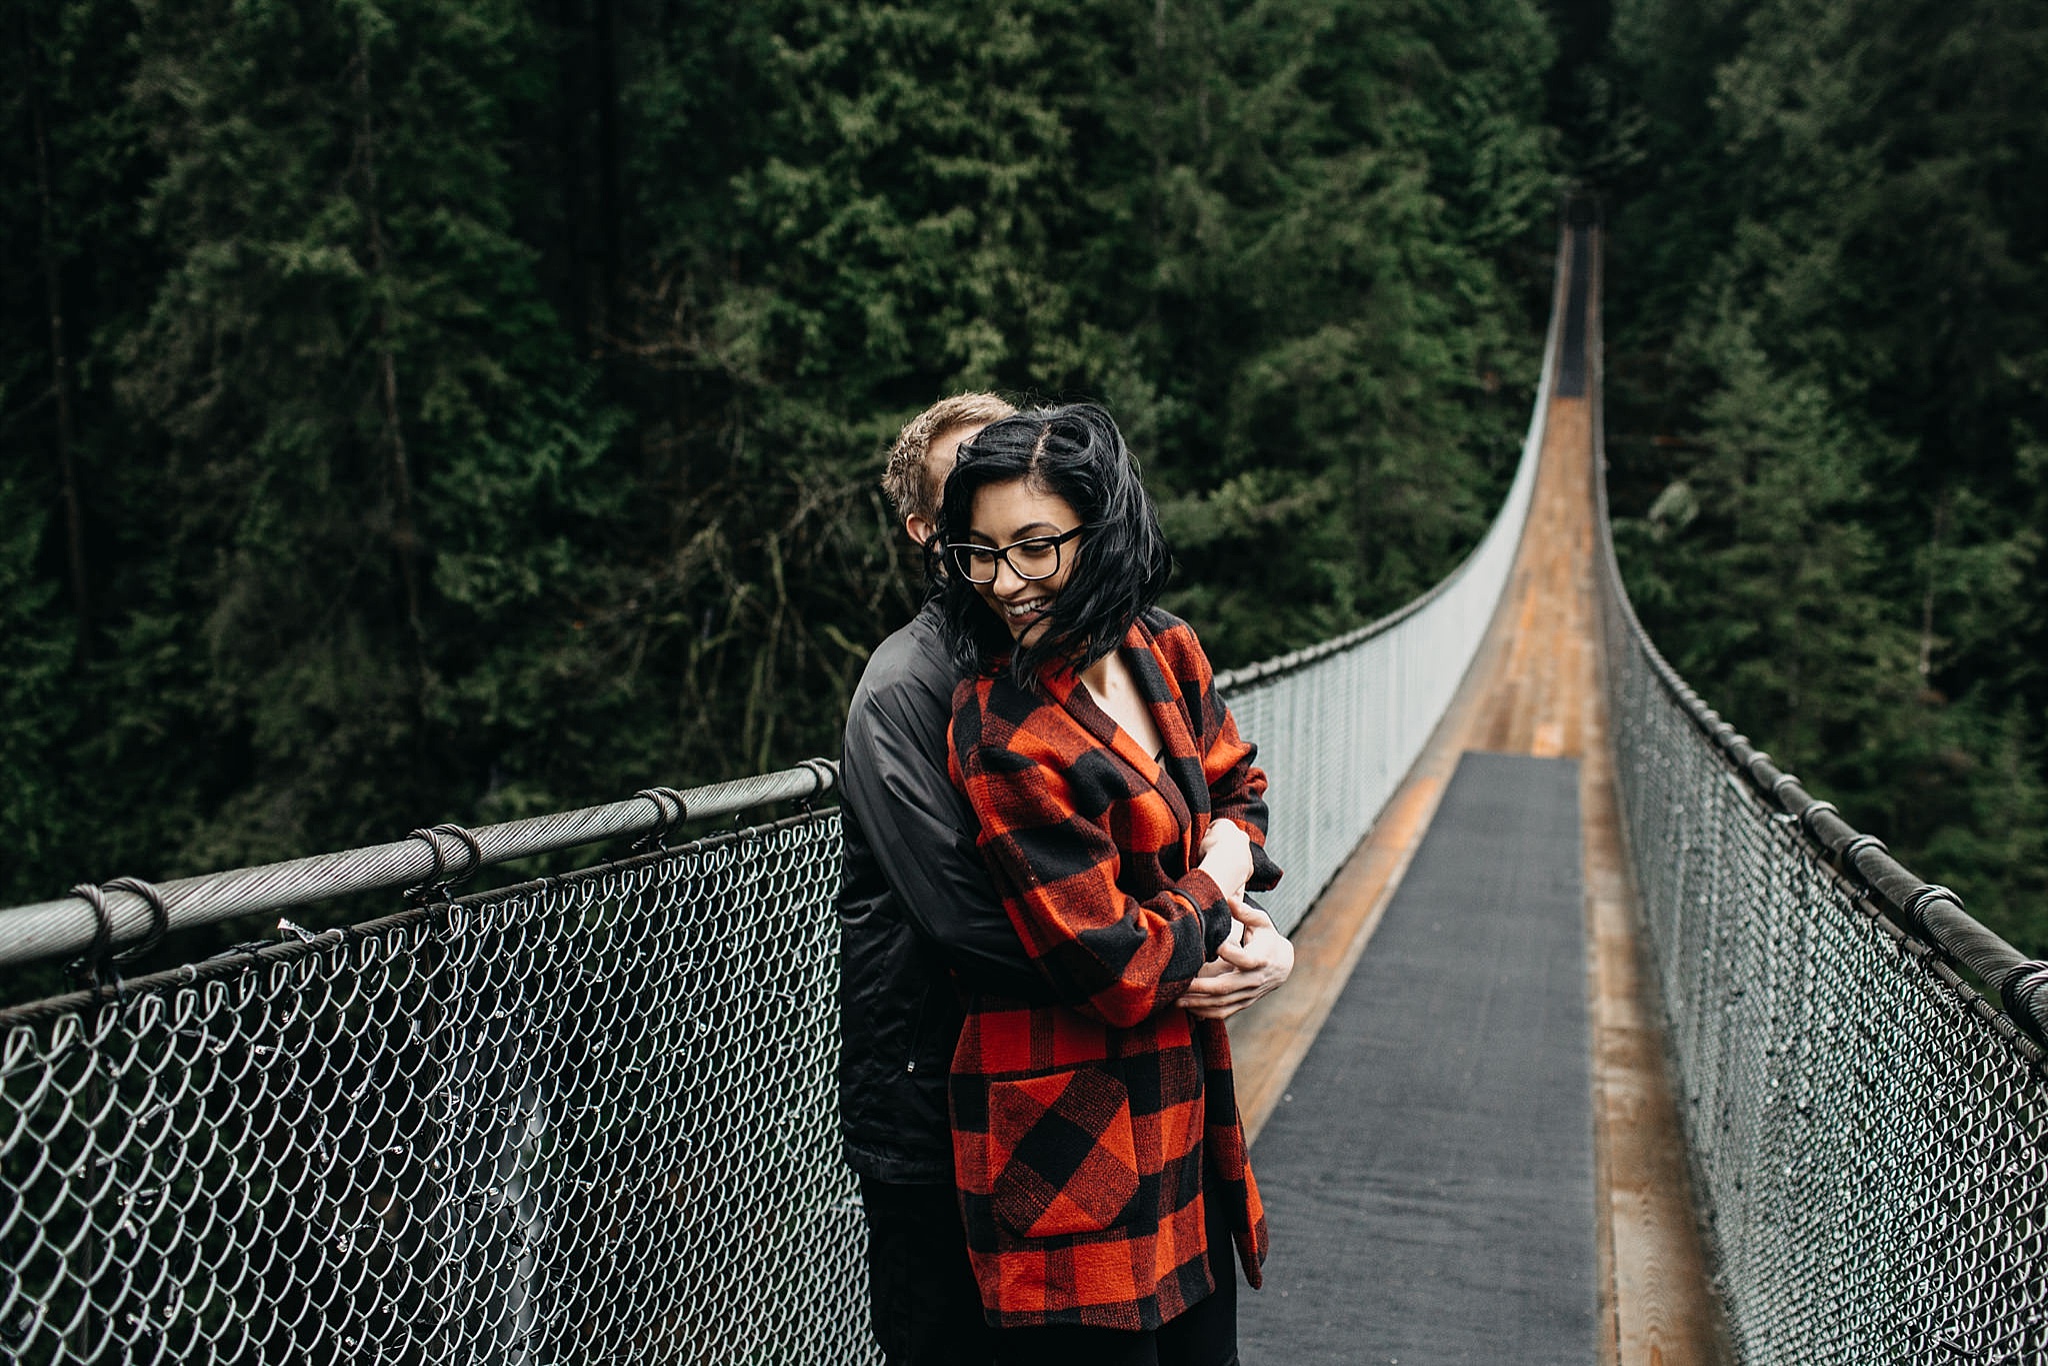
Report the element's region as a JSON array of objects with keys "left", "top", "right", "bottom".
[
  {"left": 1001, "top": 594, "right": 1053, "bottom": 624},
  {"left": 991, "top": 580, "right": 1059, "bottom": 643}
]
